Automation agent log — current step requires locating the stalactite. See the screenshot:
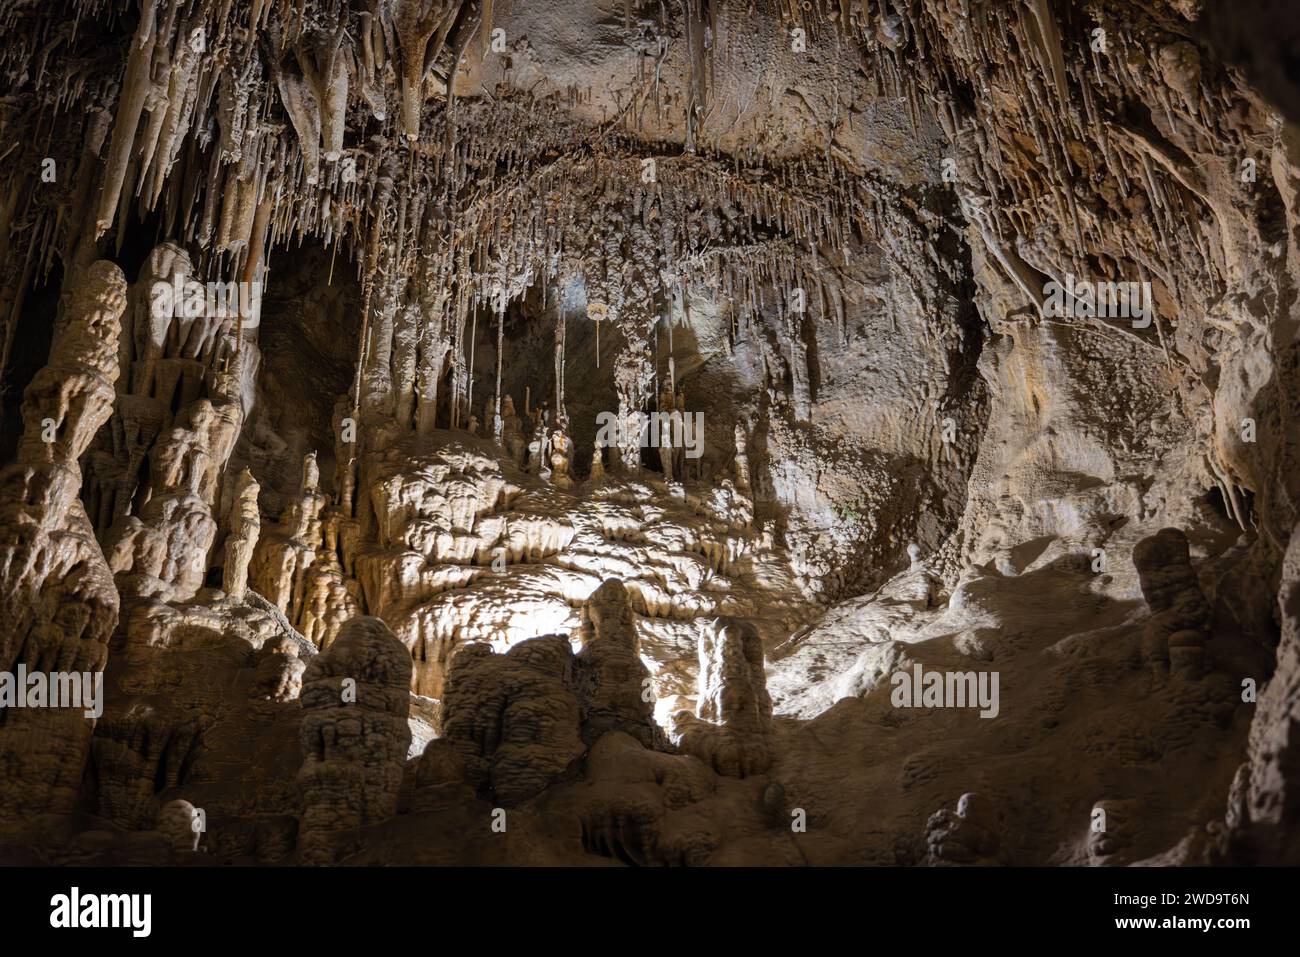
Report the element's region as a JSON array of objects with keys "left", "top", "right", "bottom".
[
  {"left": 94, "top": 0, "right": 160, "bottom": 237},
  {"left": 386, "top": 0, "right": 463, "bottom": 142},
  {"left": 275, "top": 59, "right": 323, "bottom": 186},
  {"left": 554, "top": 303, "right": 565, "bottom": 416},
  {"left": 297, "top": 24, "right": 349, "bottom": 163},
  {"left": 492, "top": 291, "right": 504, "bottom": 446}
]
